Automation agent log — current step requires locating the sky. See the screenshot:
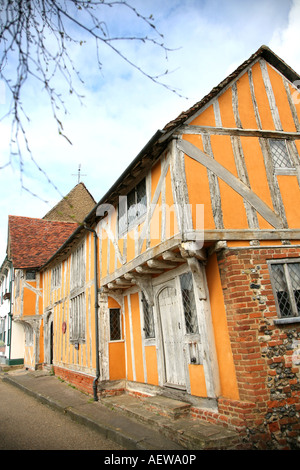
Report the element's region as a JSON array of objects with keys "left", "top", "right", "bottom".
[{"left": 0, "top": 0, "right": 300, "bottom": 262}]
